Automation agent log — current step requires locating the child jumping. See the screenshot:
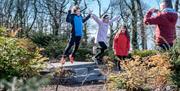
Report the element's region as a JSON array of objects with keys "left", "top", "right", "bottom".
[
  {"left": 113, "top": 25, "right": 130, "bottom": 70},
  {"left": 91, "top": 14, "right": 120, "bottom": 64},
  {"left": 60, "top": 6, "right": 92, "bottom": 64}
]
